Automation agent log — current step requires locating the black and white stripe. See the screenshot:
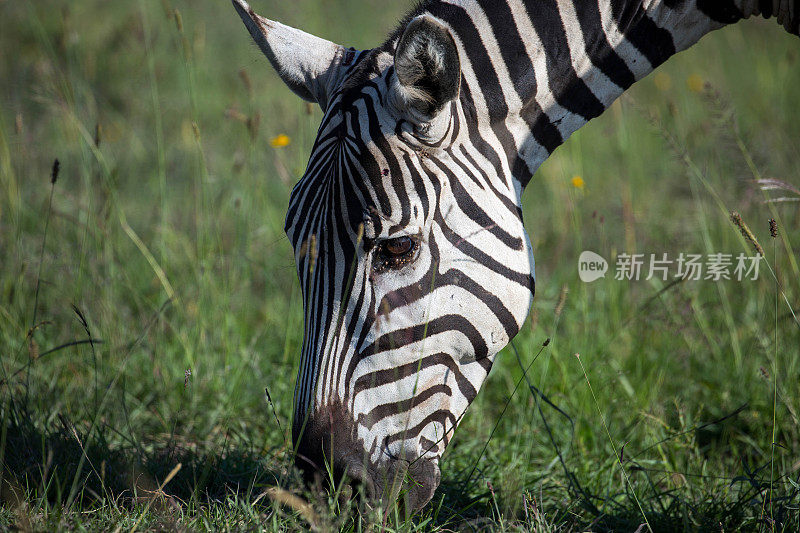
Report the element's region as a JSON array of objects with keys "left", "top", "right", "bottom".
[{"left": 233, "top": 0, "right": 798, "bottom": 510}]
